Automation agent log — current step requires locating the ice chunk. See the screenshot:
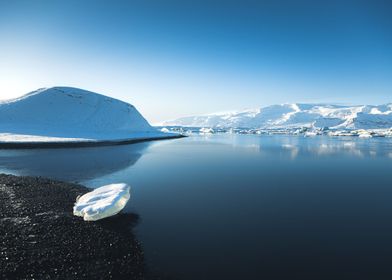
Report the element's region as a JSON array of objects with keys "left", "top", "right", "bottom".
[
  {"left": 304, "top": 131, "right": 318, "bottom": 137},
  {"left": 358, "top": 133, "right": 372, "bottom": 138},
  {"left": 73, "top": 183, "right": 130, "bottom": 221},
  {"left": 199, "top": 127, "right": 214, "bottom": 134}
]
